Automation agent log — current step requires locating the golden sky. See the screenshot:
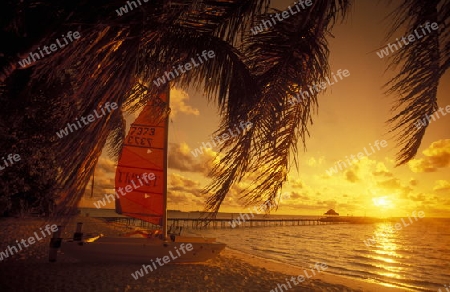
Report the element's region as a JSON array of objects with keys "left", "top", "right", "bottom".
[{"left": 79, "top": 1, "right": 450, "bottom": 218}]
